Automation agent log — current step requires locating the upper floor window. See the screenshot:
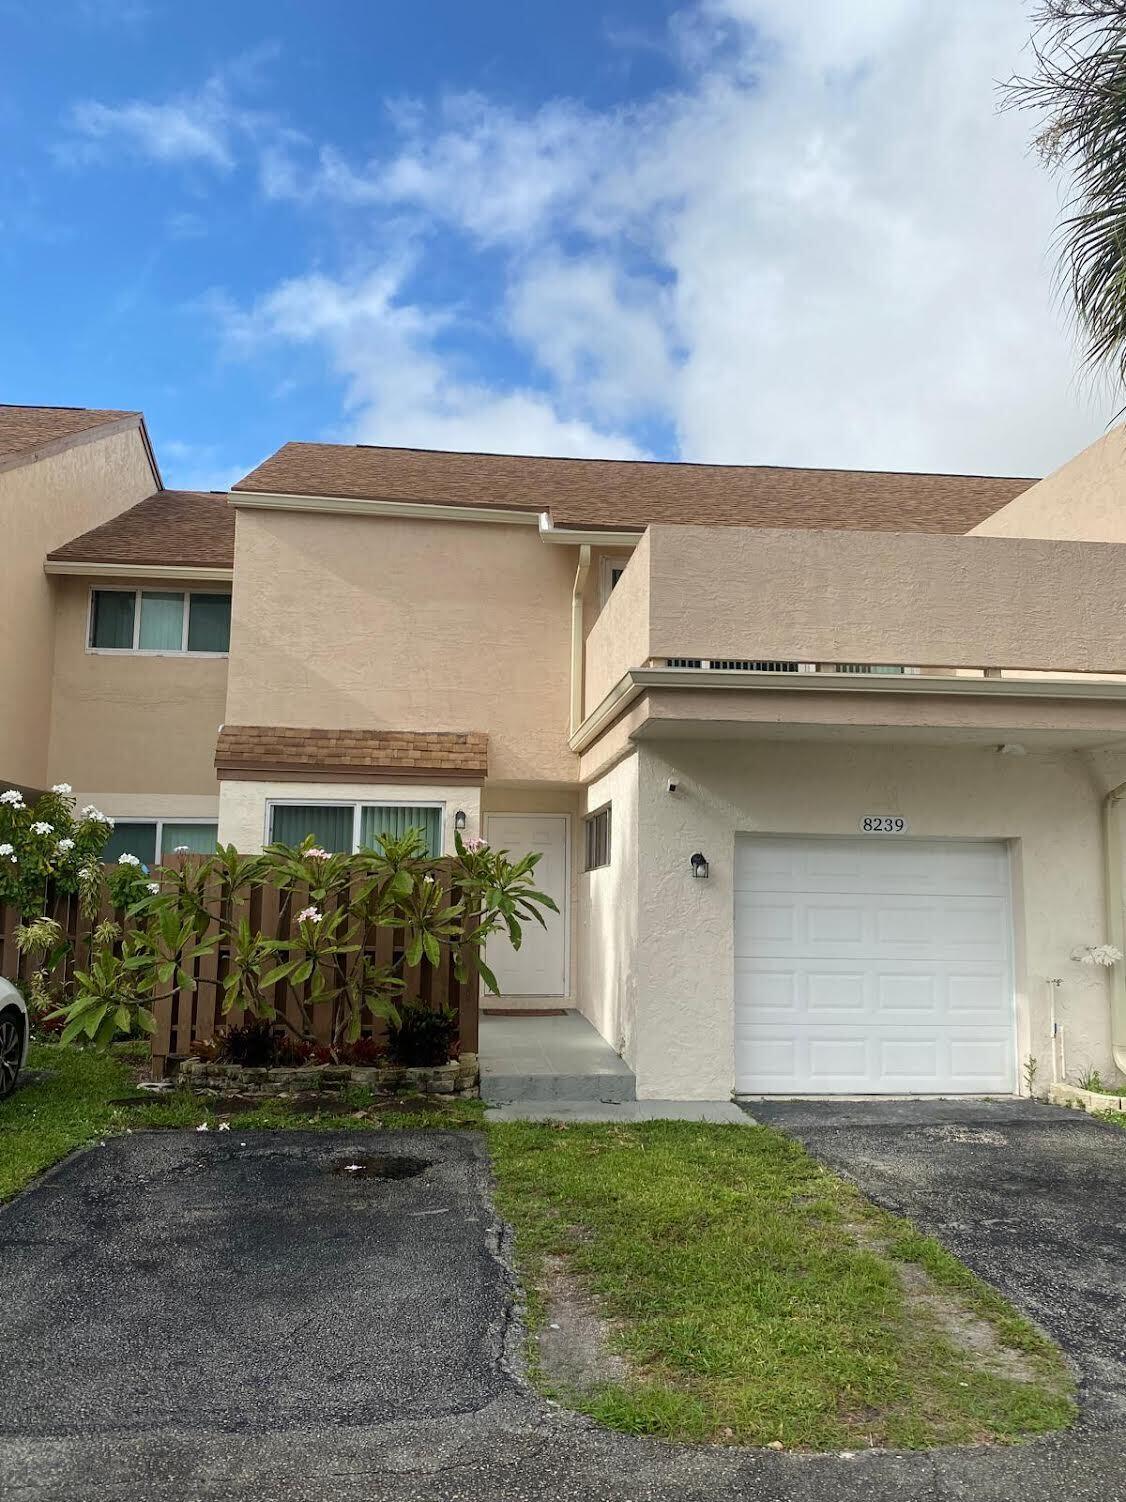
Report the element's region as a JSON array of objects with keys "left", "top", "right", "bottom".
[
  {"left": 88, "top": 589, "right": 231, "bottom": 654},
  {"left": 583, "top": 804, "right": 612, "bottom": 871}
]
